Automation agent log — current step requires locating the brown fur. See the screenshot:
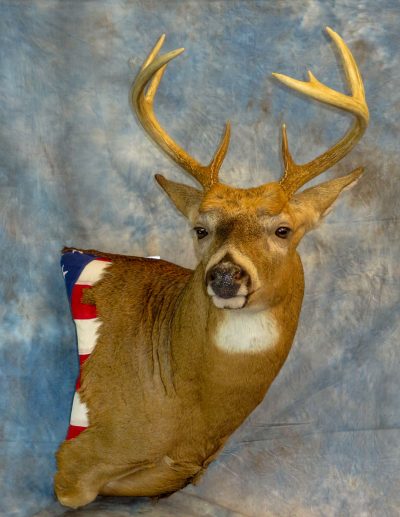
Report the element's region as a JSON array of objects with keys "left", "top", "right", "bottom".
[{"left": 55, "top": 173, "right": 361, "bottom": 508}]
